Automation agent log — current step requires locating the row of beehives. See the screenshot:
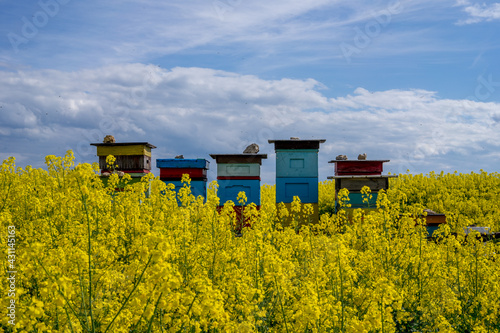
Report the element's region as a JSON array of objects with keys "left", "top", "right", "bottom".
[{"left": 90, "top": 138, "right": 398, "bottom": 220}]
